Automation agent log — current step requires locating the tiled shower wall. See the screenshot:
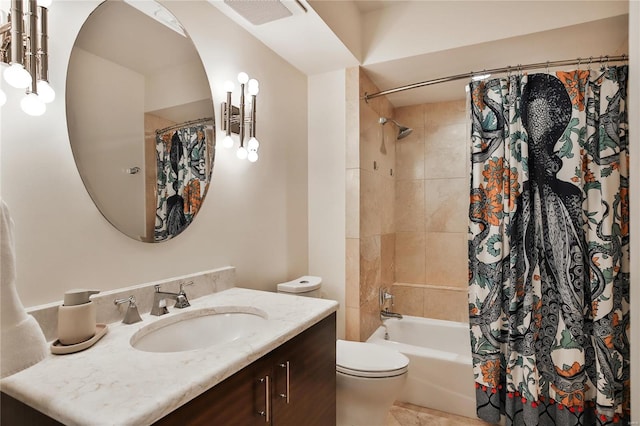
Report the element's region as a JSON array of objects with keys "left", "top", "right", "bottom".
[
  {"left": 345, "top": 69, "right": 397, "bottom": 341},
  {"left": 346, "top": 68, "right": 471, "bottom": 342},
  {"left": 392, "top": 102, "right": 470, "bottom": 323}
]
